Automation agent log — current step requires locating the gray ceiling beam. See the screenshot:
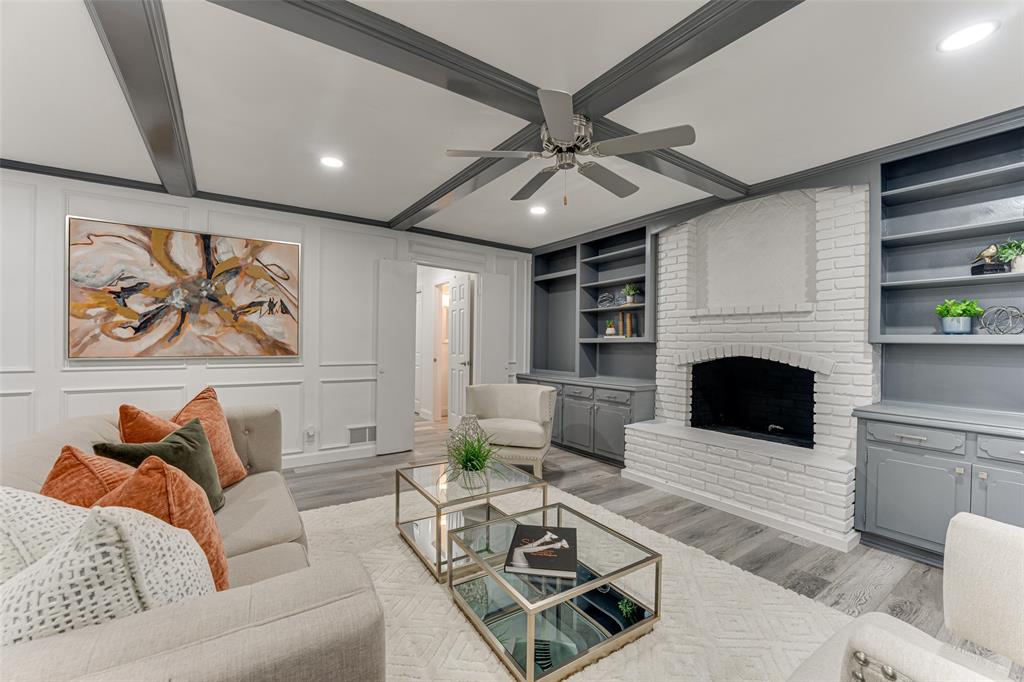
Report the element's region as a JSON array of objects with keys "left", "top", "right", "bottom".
[
  {"left": 592, "top": 118, "right": 746, "bottom": 199},
  {"left": 85, "top": 0, "right": 196, "bottom": 197},
  {"left": 574, "top": 0, "right": 803, "bottom": 119},
  {"left": 209, "top": 0, "right": 543, "bottom": 123},
  {"left": 389, "top": 124, "right": 540, "bottom": 230}
]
